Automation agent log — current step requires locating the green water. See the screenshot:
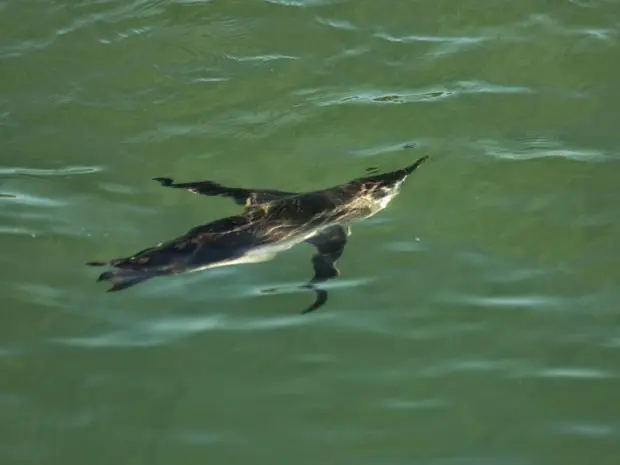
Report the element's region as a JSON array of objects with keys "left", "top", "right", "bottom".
[{"left": 2, "top": 0, "right": 620, "bottom": 464}]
